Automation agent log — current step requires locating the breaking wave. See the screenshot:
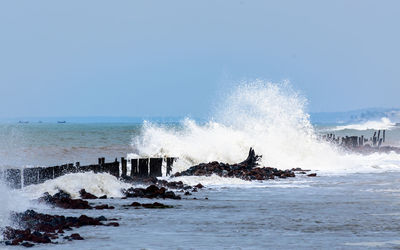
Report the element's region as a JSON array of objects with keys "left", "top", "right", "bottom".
[
  {"left": 0, "top": 180, "right": 29, "bottom": 236},
  {"left": 332, "top": 118, "right": 396, "bottom": 131},
  {"left": 22, "top": 172, "right": 132, "bottom": 199},
  {"left": 131, "top": 80, "right": 400, "bottom": 175}
]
